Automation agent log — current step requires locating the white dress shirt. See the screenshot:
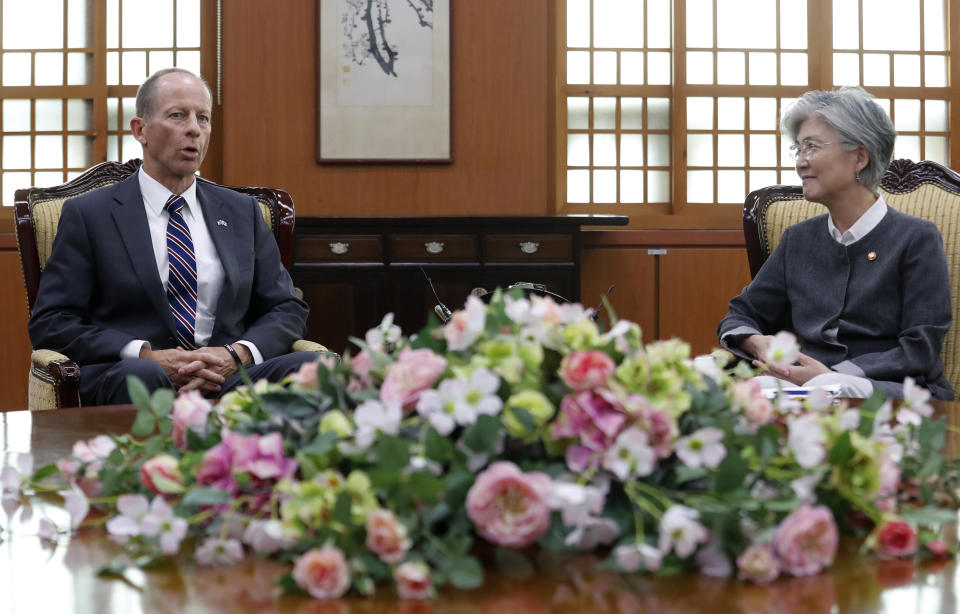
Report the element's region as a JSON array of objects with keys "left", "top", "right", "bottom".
[
  {"left": 120, "top": 168, "right": 263, "bottom": 363},
  {"left": 826, "top": 194, "right": 888, "bottom": 246}
]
